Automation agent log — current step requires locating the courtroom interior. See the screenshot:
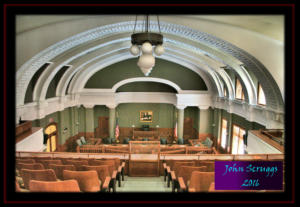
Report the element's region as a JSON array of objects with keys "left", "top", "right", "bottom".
[{"left": 14, "top": 14, "right": 285, "bottom": 193}]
